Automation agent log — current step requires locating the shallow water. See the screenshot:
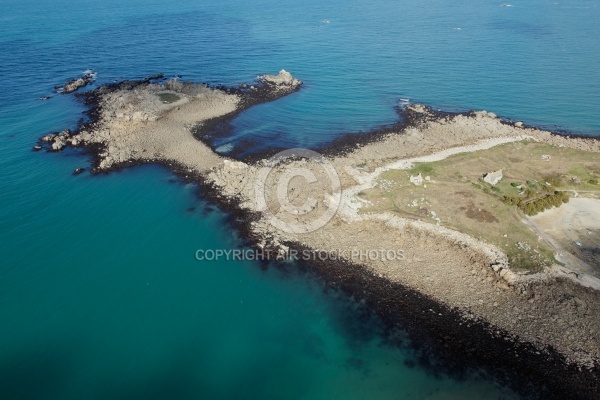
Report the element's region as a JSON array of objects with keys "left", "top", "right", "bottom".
[{"left": 1, "top": 0, "right": 599, "bottom": 398}]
